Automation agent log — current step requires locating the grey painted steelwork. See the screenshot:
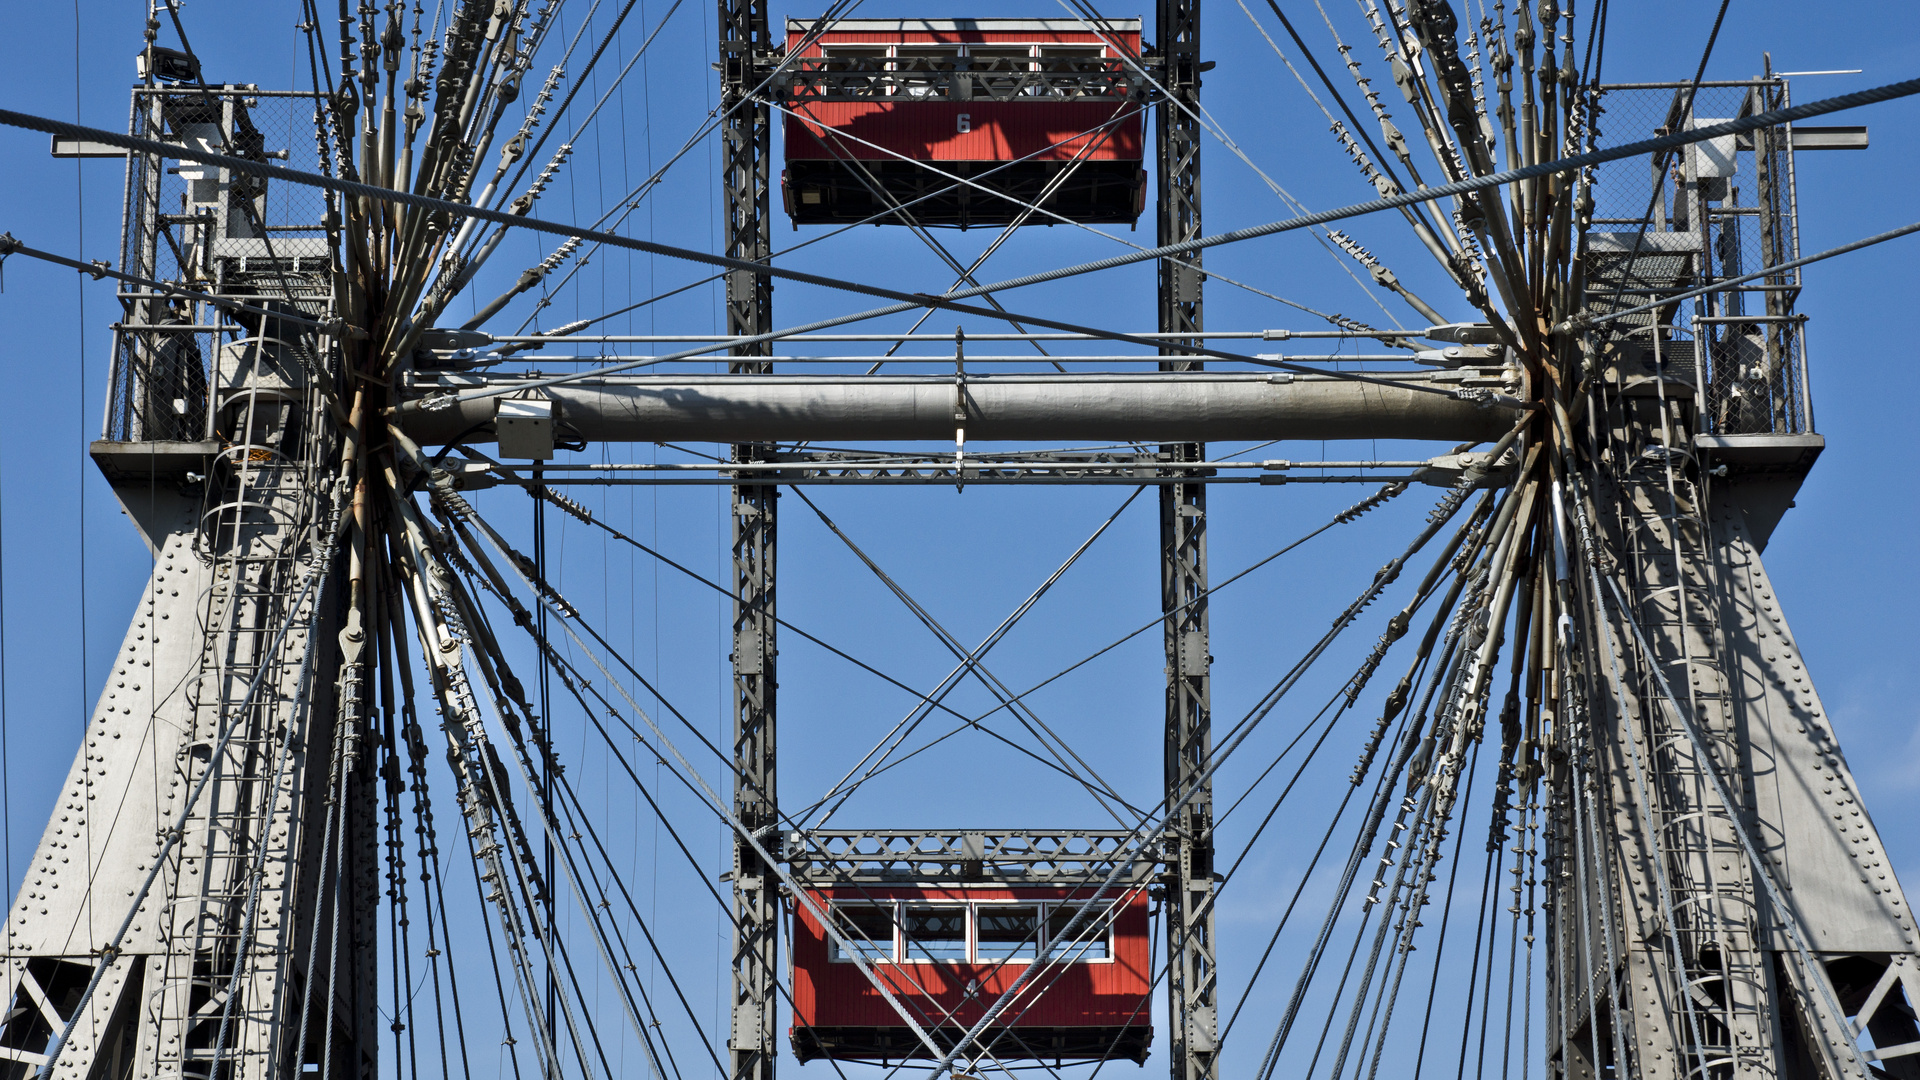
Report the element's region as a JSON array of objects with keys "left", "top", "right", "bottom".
[
  {"left": 0, "top": 327, "right": 357, "bottom": 1076},
  {"left": 1539, "top": 80, "right": 1920, "bottom": 1080},
  {"left": 436, "top": 450, "right": 1485, "bottom": 489},
  {"left": 13, "top": 24, "right": 1920, "bottom": 1080},
  {"left": 0, "top": 79, "right": 366, "bottom": 1080},
  {"left": 1155, "top": 0, "right": 1218, "bottom": 1071},
  {"left": 722, "top": 2, "right": 781, "bottom": 1075},
  {"left": 1546, "top": 409, "right": 1920, "bottom": 1080},
  {"left": 785, "top": 830, "right": 1160, "bottom": 884},
  {"left": 402, "top": 369, "right": 1524, "bottom": 445}
]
